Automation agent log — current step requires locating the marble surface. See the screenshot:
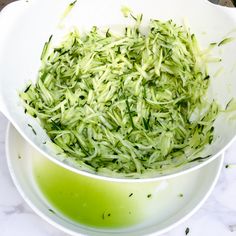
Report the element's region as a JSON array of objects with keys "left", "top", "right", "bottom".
[
  {"left": 1, "top": 115, "right": 236, "bottom": 236},
  {"left": 0, "top": 0, "right": 236, "bottom": 235}
]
